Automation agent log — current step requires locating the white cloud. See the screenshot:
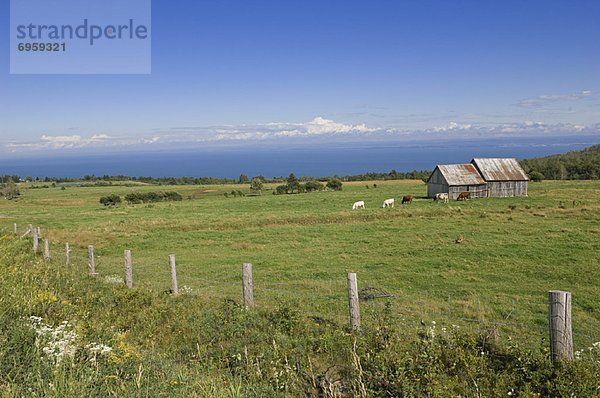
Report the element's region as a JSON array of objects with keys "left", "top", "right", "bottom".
[
  {"left": 91, "top": 134, "right": 111, "bottom": 141},
  {"left": 518, "top": 90, "right": 593, "bottom": 108},
  {"left": 5, "top": 133, "right": 121, "bottom": 151},
  {"left": 140, "top": 136, "right": 160, "bottom": 144},
  {"left": 304, "top": 117, "right": 376, "bottom": 135},
  {"left": 2, "top": 117, "right": 598, "bottom": 154},
  {"left": 41, "top": 135, "right": 82, "bottom": 143},
  {"left": 431, "top": 121, "right": 473, "bottom": 132}
]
